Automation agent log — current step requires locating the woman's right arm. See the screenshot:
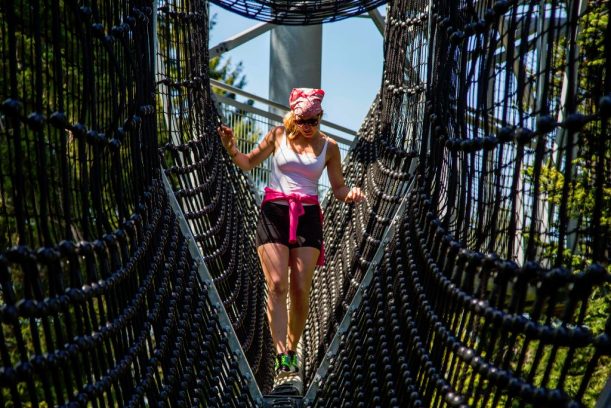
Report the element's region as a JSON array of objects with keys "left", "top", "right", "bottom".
[{"left": 218, "top": 125, "right": 280, "bottom": 171}]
